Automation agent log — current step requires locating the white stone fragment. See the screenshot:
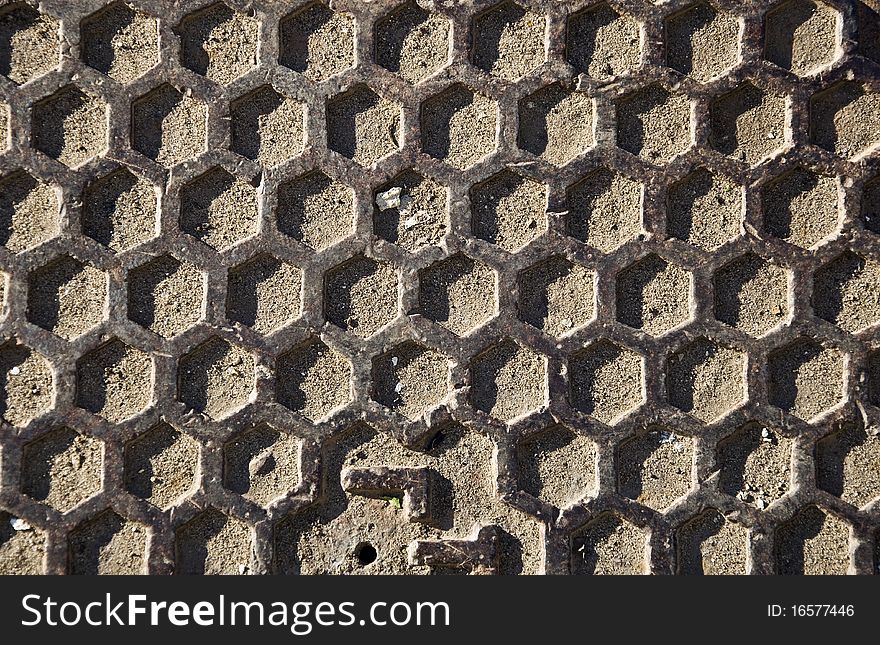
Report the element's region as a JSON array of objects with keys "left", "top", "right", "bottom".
[{"left": 376, "top": 186, "right": 402, "bottom": 210}]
